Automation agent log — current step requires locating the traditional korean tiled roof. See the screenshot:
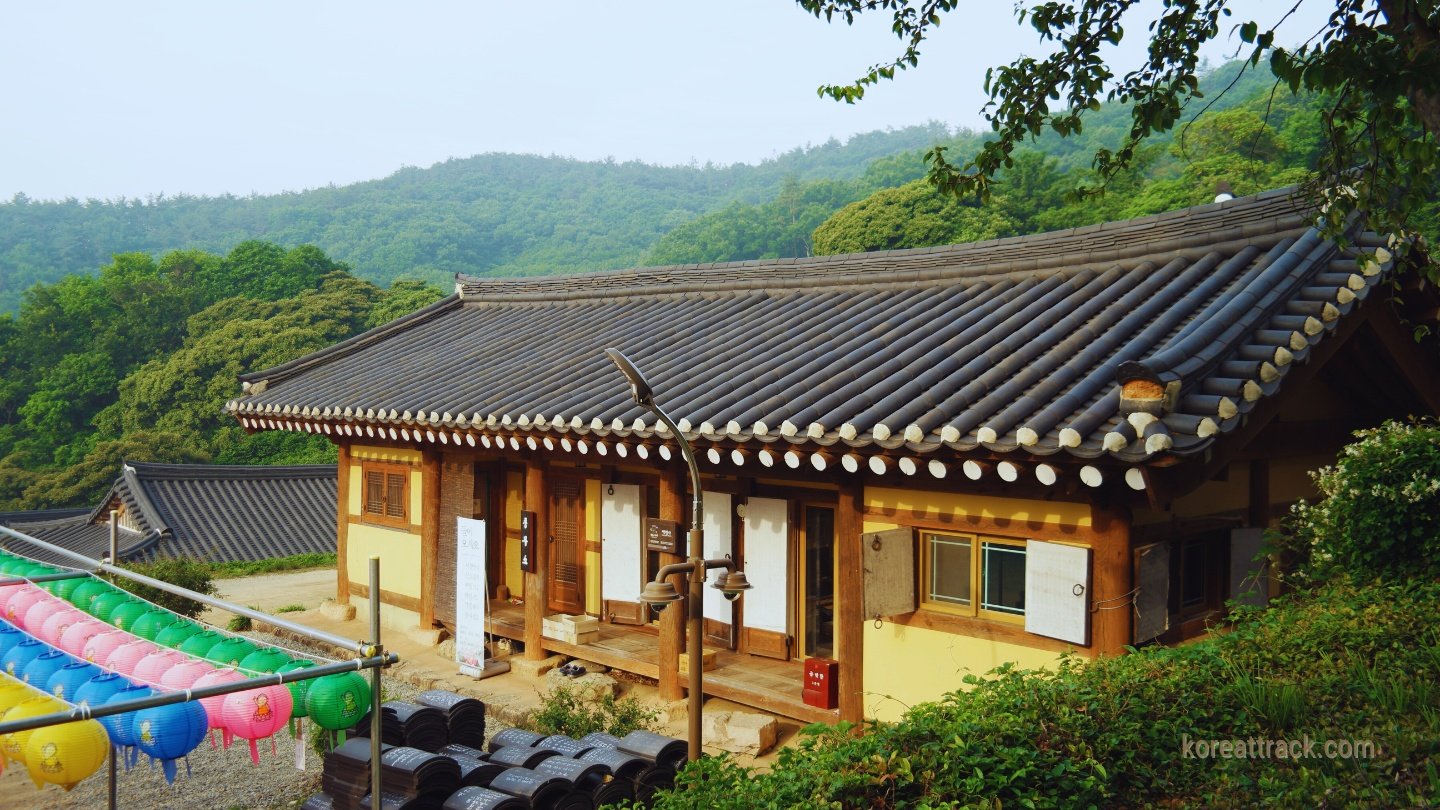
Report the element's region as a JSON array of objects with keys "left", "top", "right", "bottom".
[
  {"left": 0, "top": 510, "right": 148, "bottom": 566},
  {"left": 227, "top": 187, "right": 1395, "bottom": 471},
  {"left": 0, "top": 463, "right": 336, "bottom": 566}
]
